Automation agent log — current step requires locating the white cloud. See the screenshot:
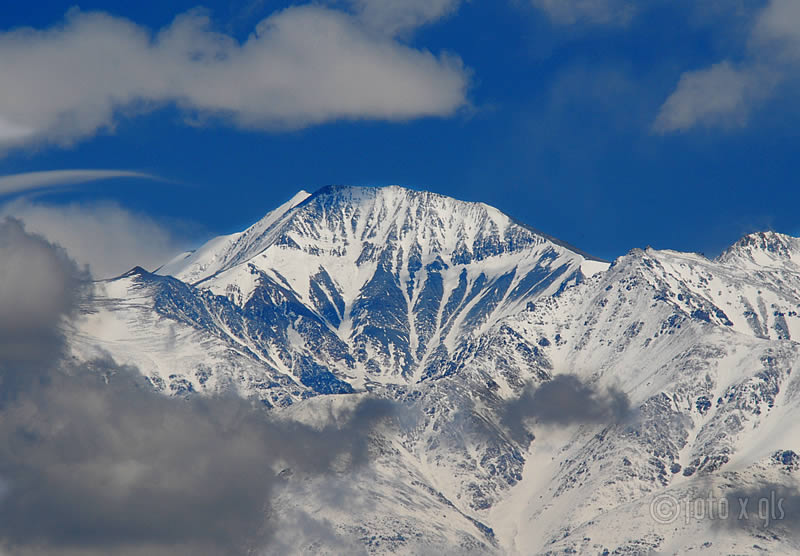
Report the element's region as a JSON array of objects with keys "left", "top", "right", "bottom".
[
  {"left": 531, "top": 0, "right": 637, "bottom": 26},
  {"left": 653, "top": 62, "right": 776, "bottom": 133},
  {"left": 1, "top": 200, "right": 191, "bottom": 278},
  {"left": 0, "top": 6, "right": 469, "bottom": 151},
  {"left": 753, "top": 0, "right": 800, "bottom": 55},
  {"left": 655, "top": 0, "right": 800, "bottom": 133},
  {"left": 0, "top": 169, "right": 158, "bottom": 197},
  {"left": 348, "top": 0, "right": 462, "bottom": 36}
]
